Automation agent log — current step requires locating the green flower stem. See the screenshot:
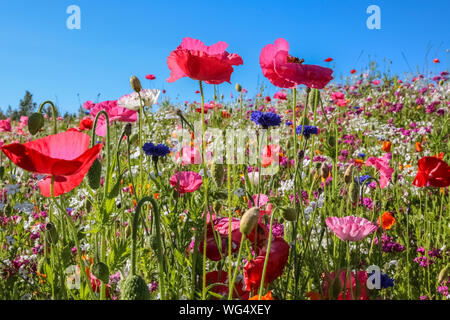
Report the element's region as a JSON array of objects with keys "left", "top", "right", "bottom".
[
  {"left": 258, "top": 208, "right": 277, "bottom": 299},
  {"left": 138, "top": 92, "right": 145, "bottom": 198},
  {"left": 132, "top": 197, "right": 166, "bottom": 299},
  {"left": 38, "top": 101, "right": 58, "bottom": 134},
  {"left": 199, "top": 80, "right": 210, "bottom": 300},
  {"left": 228, "top": 233, "right": 246, "bottom": 300}
]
